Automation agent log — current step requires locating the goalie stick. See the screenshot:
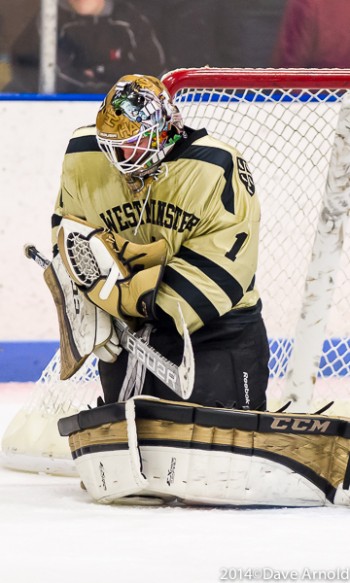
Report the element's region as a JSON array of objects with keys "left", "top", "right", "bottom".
[{"left": 24, "top": 244, "right": 195, "bottom": 400}]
